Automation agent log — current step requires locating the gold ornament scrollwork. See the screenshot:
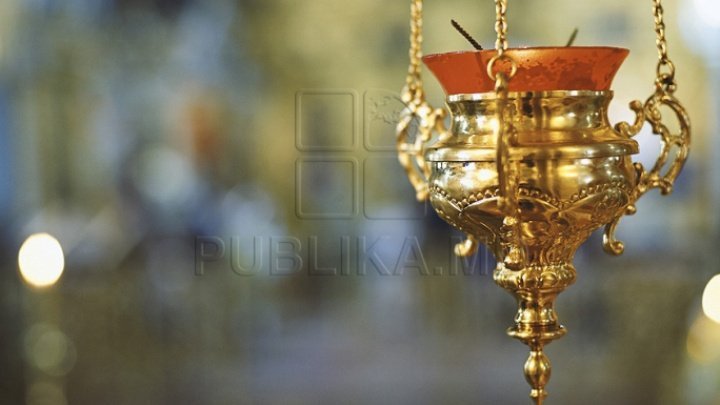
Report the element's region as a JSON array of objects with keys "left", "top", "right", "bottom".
[
  {"left": 603, "top": 0, "right": 690, "bottom": 256},
  {"left": 397, "top": 0, "right": 479, "bottom": 256},
  {"left": 614, "top": 100, "right": 645, "bottom": 138},
  {"left": 489, "top": 0, "right": 525, "bottom": 271},
  {"left": 396, "top": 101, "right": 447, "bottom": 202}
]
